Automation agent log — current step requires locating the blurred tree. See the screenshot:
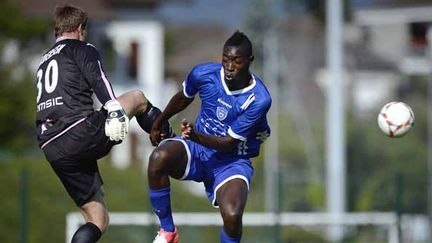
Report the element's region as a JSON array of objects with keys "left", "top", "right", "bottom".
[
  {"left": 0, "top": 1, "right": 48, "bottom": 39},
  {"left": 0, "top": 1, "right": 49, "bottom": 153},
  {"left": 347, "top": 75, "right": 428, "bottom": 214}
]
